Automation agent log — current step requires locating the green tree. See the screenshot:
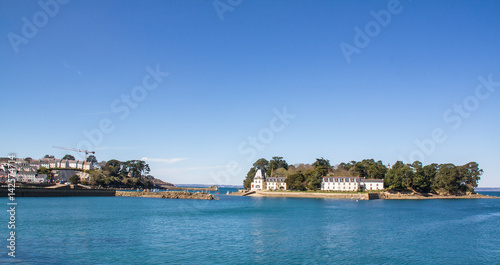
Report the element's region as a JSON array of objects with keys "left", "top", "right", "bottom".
[
  {"left": 70, "top": 174, "right": 80, "bottom": 185},
  {"left": 274, "top": 167, "right": 288, "bottom": 178},
  {"left": 62, "top": 154, "right": 76, "bottom": 160},
  {"left": 86, "top": 155, "right": 97, "bottom": 164},
  {"left": 103, "top": 159, "right": 122, "bottom": 177},
  {"left": 410, "top": 162, "right": 436, "bottom": 193},
  {"left": 44, "top": 154, "right": 54, "bottom": 159},
  {"left": 243, "top": 167, "right": 256, "bottom": 190},
  {"left": 350, "top": 159, "right": 387, "bottom": 179},
  {"left": 285, "top": 172, "right": 306, "bottom": 191},
  {"left": 306, "top": 171, "right": 322, "bottom": 190},
  {"left": 458, "top": 162, "right": 482, "bottom": 193},
  {"left": 384, "top": 161, "right": 413, "bottom": 190},
  {"left": 253, "top": 158, "right": 269, "bottom": 171},
  {"left": 89, "top": 169, "right": 106, "bottom": 186},
  {"left": 312, "top": 157, "right": 331, "bottom": 177},
  {"left": 267, "top": 156, "right": 288, "bottom": 176},
  {"left": 435, "top": 164, "right": 460, "bottom": 194},
  {"left": 124, "top": 160, "right": 150, "bottom": 179},
  {"left": 338, "top": 162, "right": 354, "bottom": 171},
  {"left": 37, "top": 167, "right": 53, "bottom": 182}
]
